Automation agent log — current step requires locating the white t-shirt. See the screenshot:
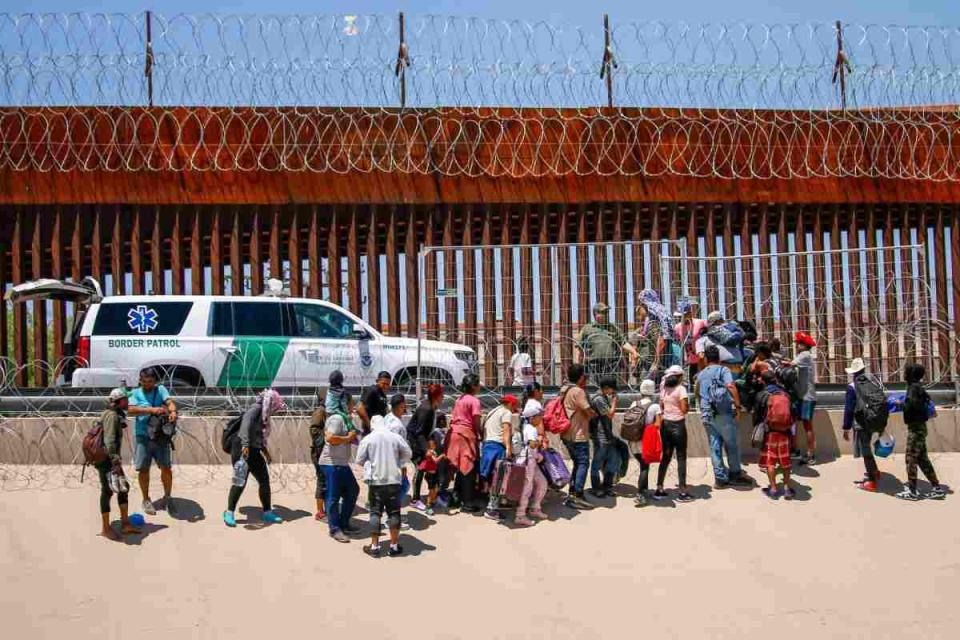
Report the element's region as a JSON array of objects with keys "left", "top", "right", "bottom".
[
  {"left": 509, "top": 353, "right": 535, "bottom": 386},
  {"left": 384, "top": 413, "right": 407, "bottom": 438},
  {"left": 483, "top": 405, "right": 514, "bottom": 443}
]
